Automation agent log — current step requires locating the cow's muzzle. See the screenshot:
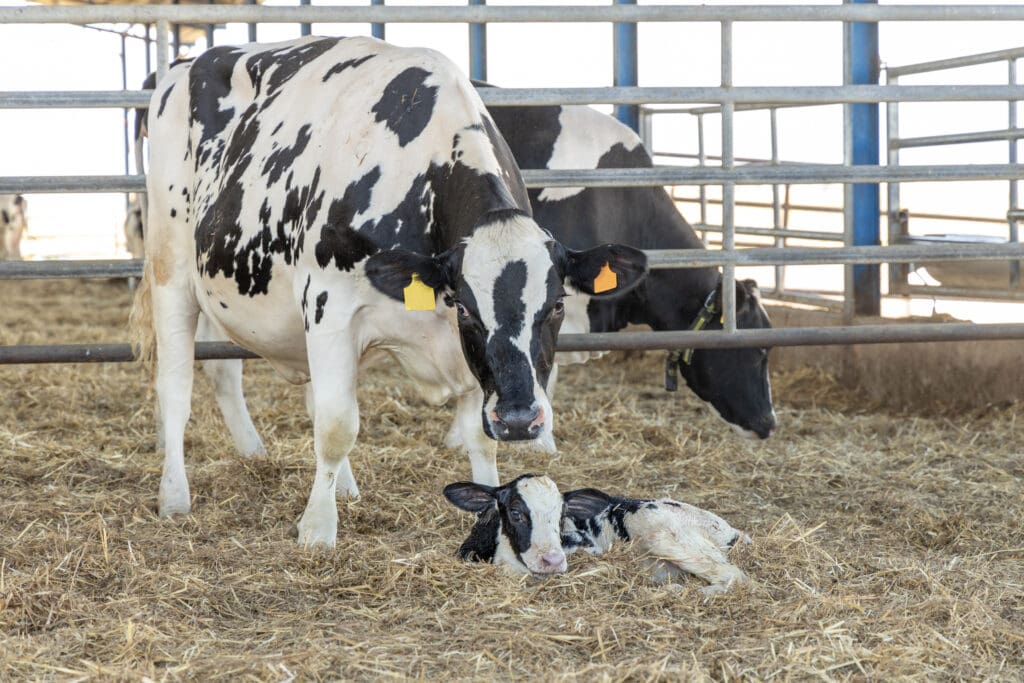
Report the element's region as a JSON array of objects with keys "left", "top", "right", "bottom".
[{"left": 489, "top": 404, "right": 545, "bottom": 441}]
